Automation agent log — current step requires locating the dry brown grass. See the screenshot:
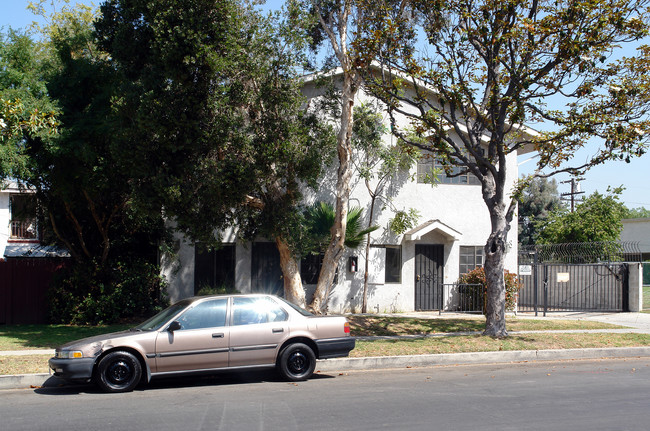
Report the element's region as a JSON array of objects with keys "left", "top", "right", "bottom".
[
  {"left": 0, "top": 355, "right": 51, "bottom": 376},
  {"left": 351, "top": 333, "right": 650, "bottom": 357}
]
